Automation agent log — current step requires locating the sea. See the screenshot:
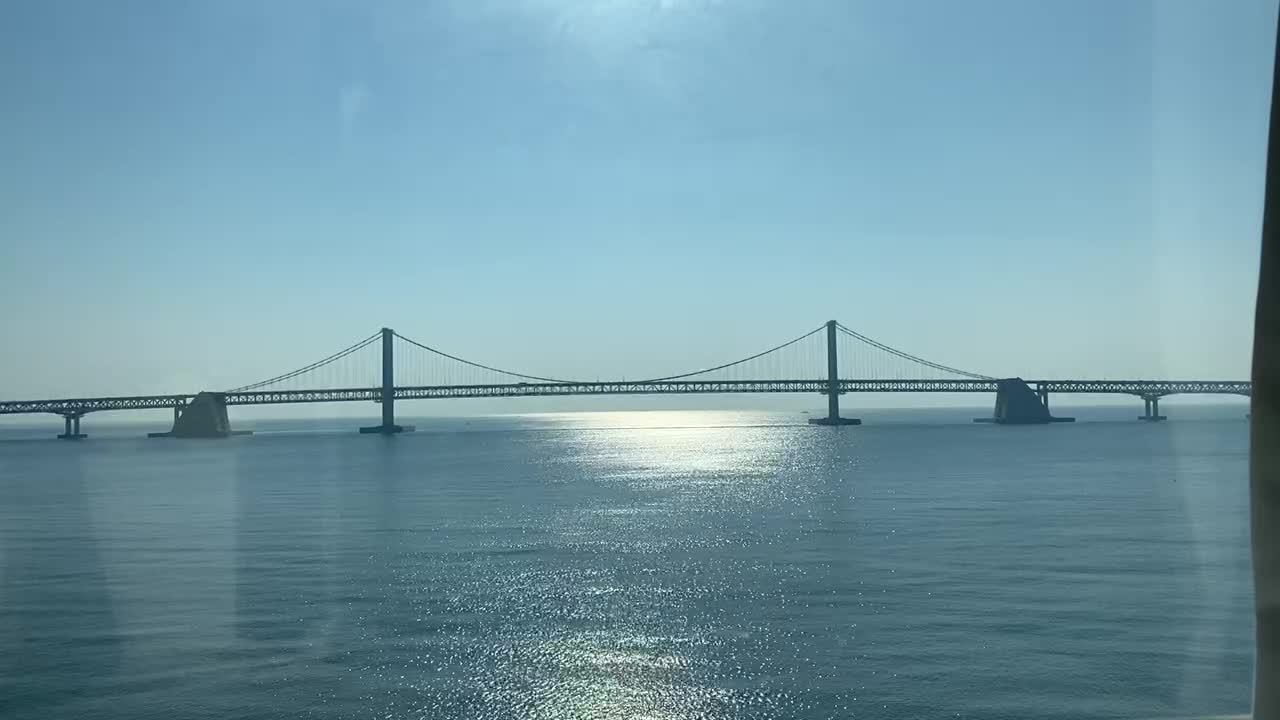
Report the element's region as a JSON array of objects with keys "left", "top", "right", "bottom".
[{"left": 0, "top": 406, "right": 1255, "bottom": 719}]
